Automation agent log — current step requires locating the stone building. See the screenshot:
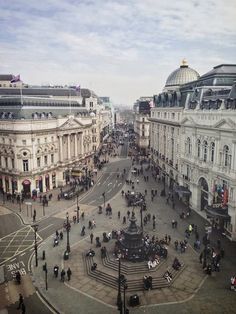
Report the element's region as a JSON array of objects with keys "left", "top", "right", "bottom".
[
  {"left": 0, "top": 75, "right": 112, "bottom": 196},
  {"left": 150, "top": 62, "right": 236, "bottom": 240}
]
